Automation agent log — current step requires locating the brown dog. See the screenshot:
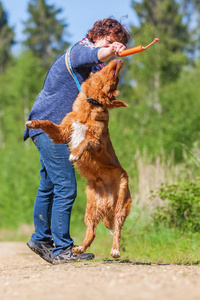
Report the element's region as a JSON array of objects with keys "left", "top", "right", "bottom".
[{"left": 26, "top": 59, "right": 132, "bottom": 258}]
